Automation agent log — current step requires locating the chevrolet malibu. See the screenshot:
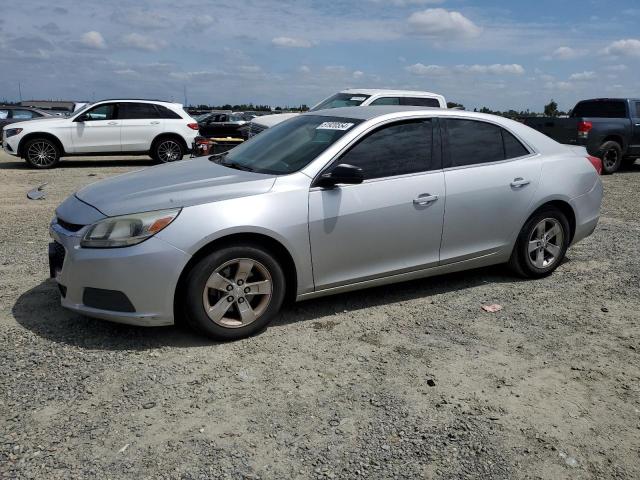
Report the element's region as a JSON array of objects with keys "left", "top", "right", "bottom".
[{"left": 49, "top": 106, "right": 603, "bottom": 340}]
